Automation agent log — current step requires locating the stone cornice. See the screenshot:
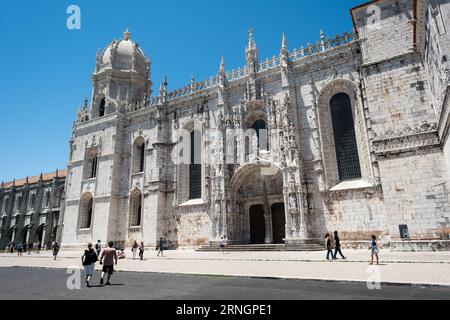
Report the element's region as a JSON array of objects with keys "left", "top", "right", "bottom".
[{"left": 372, "top": 130, "right": 440, "bottom": 155}]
